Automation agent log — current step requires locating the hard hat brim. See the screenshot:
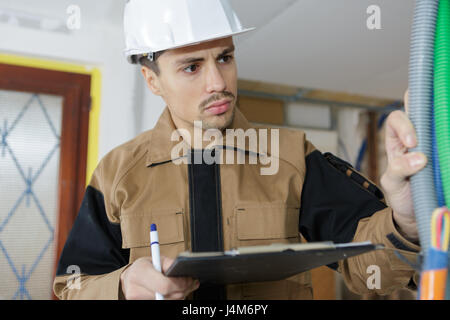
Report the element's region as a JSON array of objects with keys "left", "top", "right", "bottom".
[{"left": 125, "top": 27, "right": 256, "bottom": 64}]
